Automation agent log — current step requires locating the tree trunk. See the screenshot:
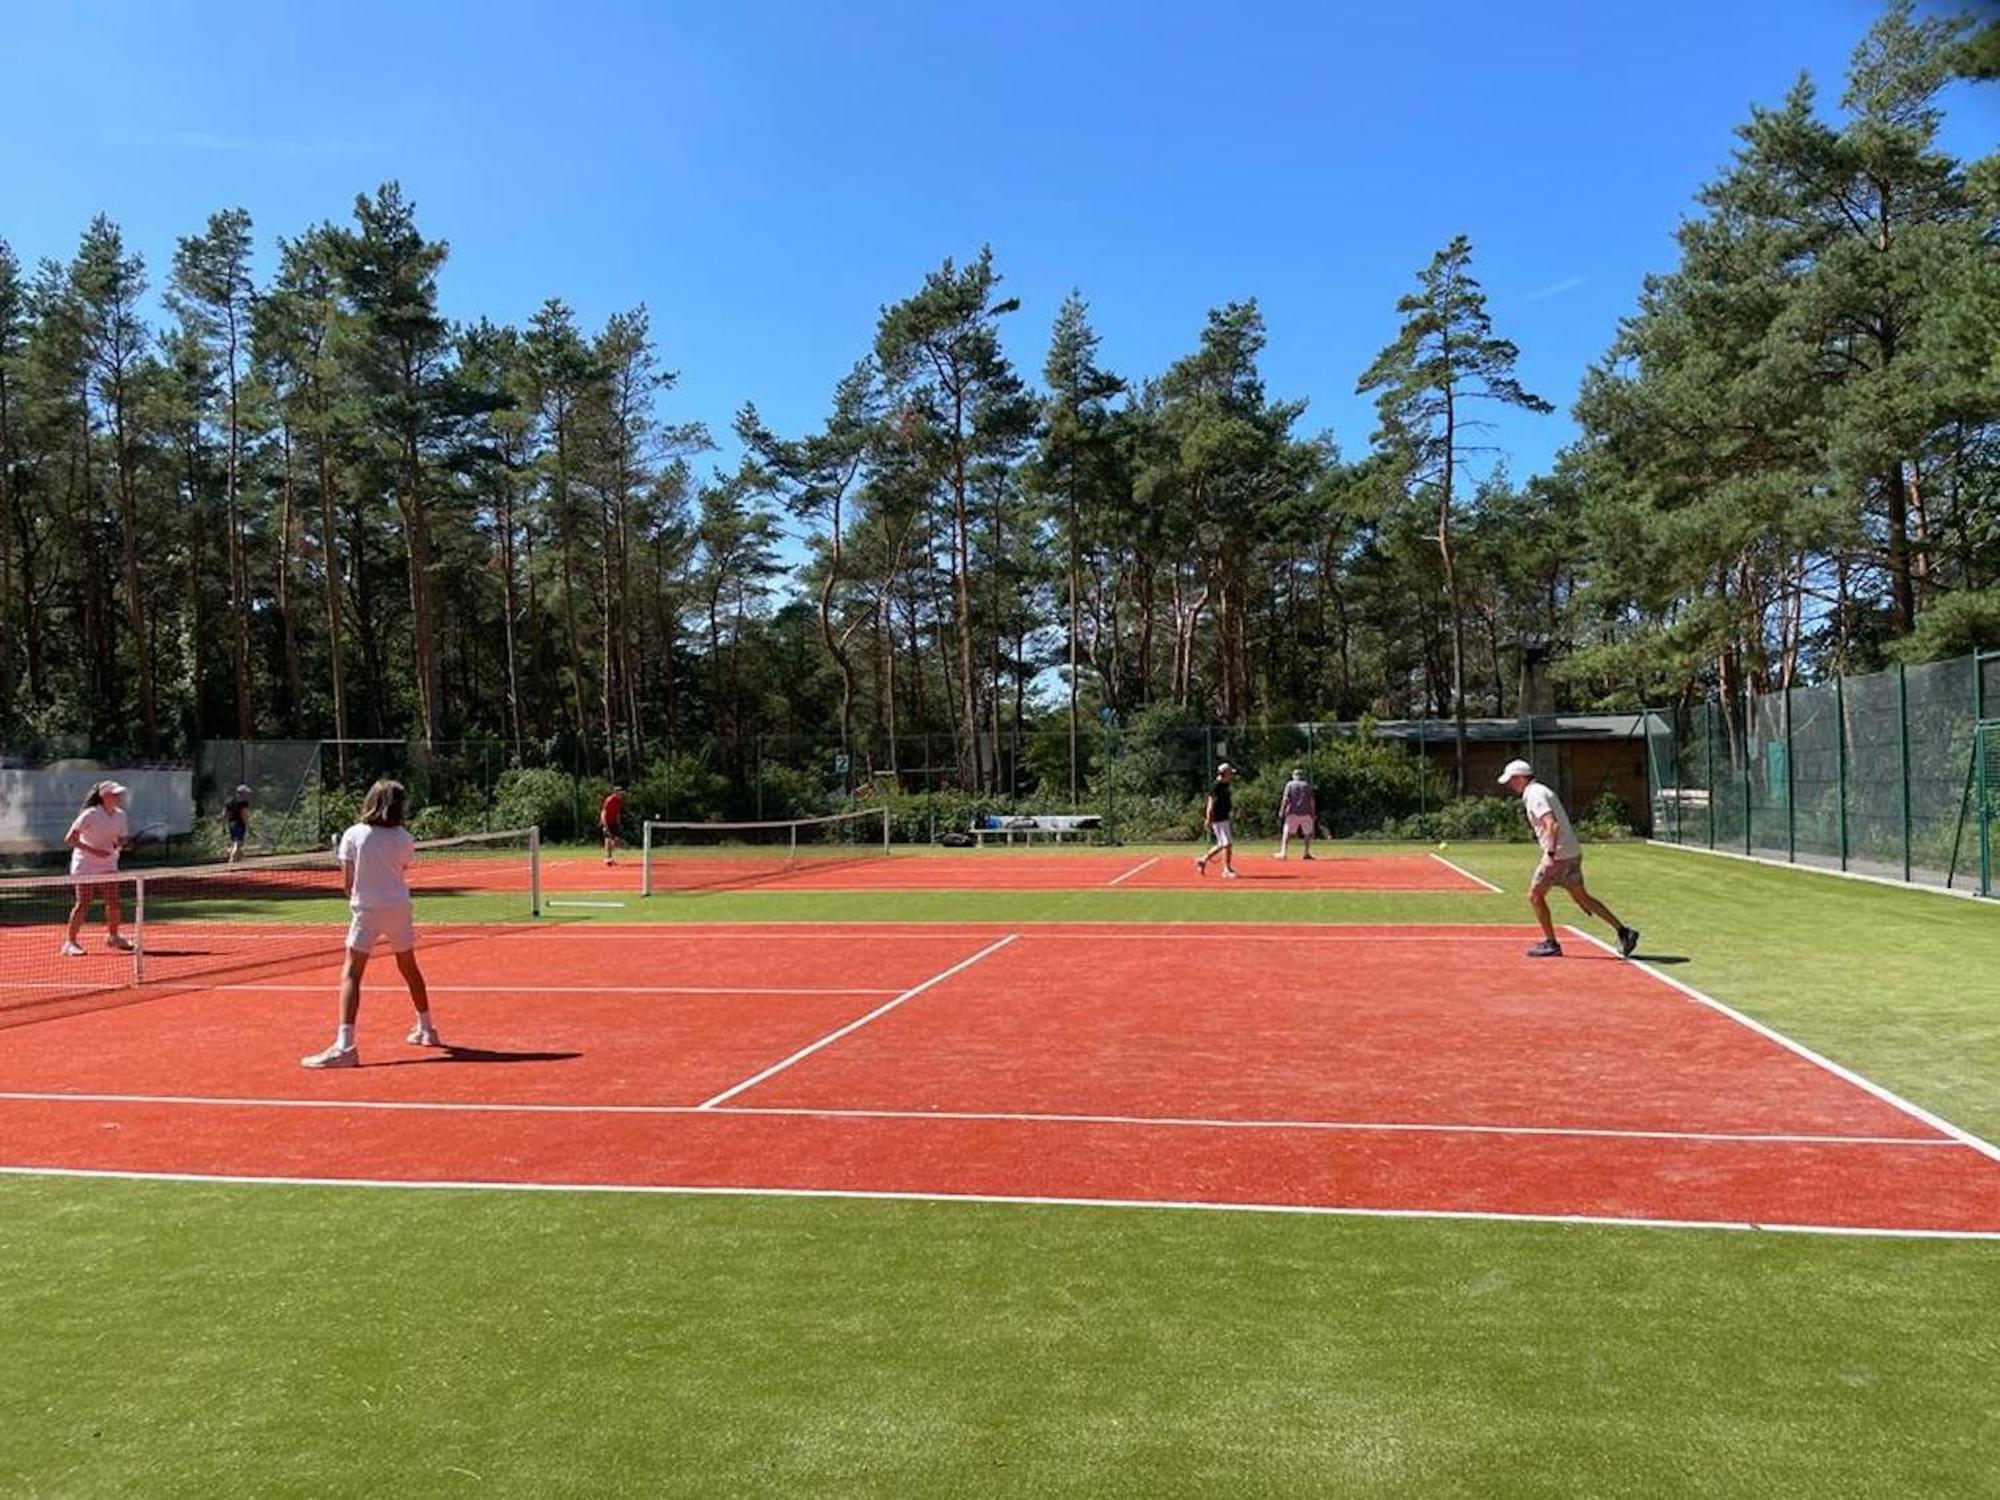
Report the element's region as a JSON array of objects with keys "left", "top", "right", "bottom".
[
  {"left": 315, "top": 440, "right": 350, "bottom": 753},
  {"left": 226, "top": 310, "right": 252, "bottom": 740},
  {"left": 277, "top": 427, "right": 305, "bottom": 733}
]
